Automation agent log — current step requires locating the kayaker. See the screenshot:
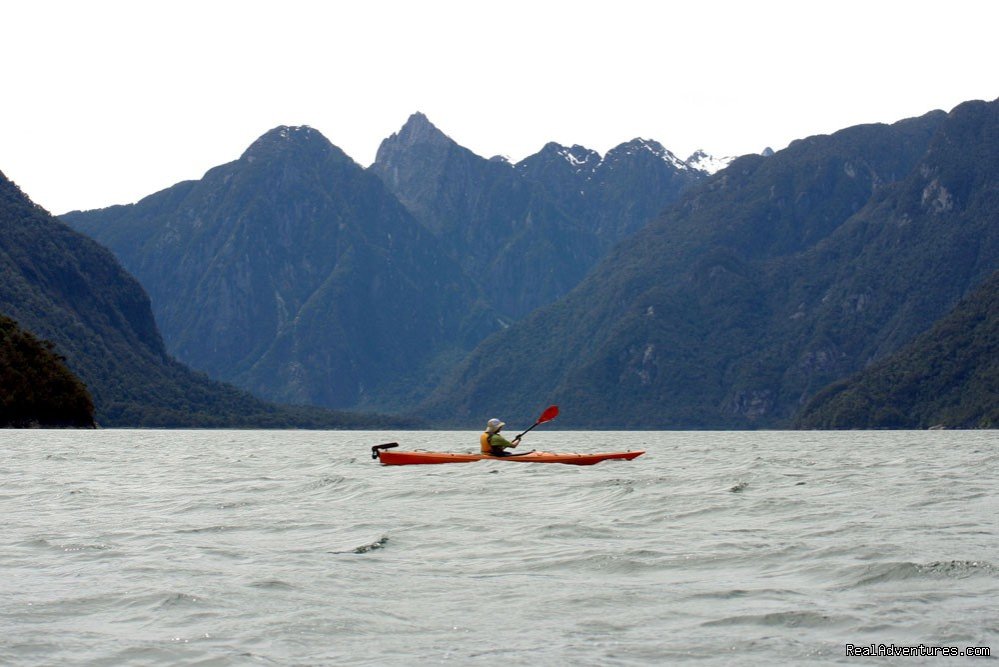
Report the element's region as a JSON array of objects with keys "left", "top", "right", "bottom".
[{"left": 480, "top": 418, "right": 521, "bottom": 456}]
